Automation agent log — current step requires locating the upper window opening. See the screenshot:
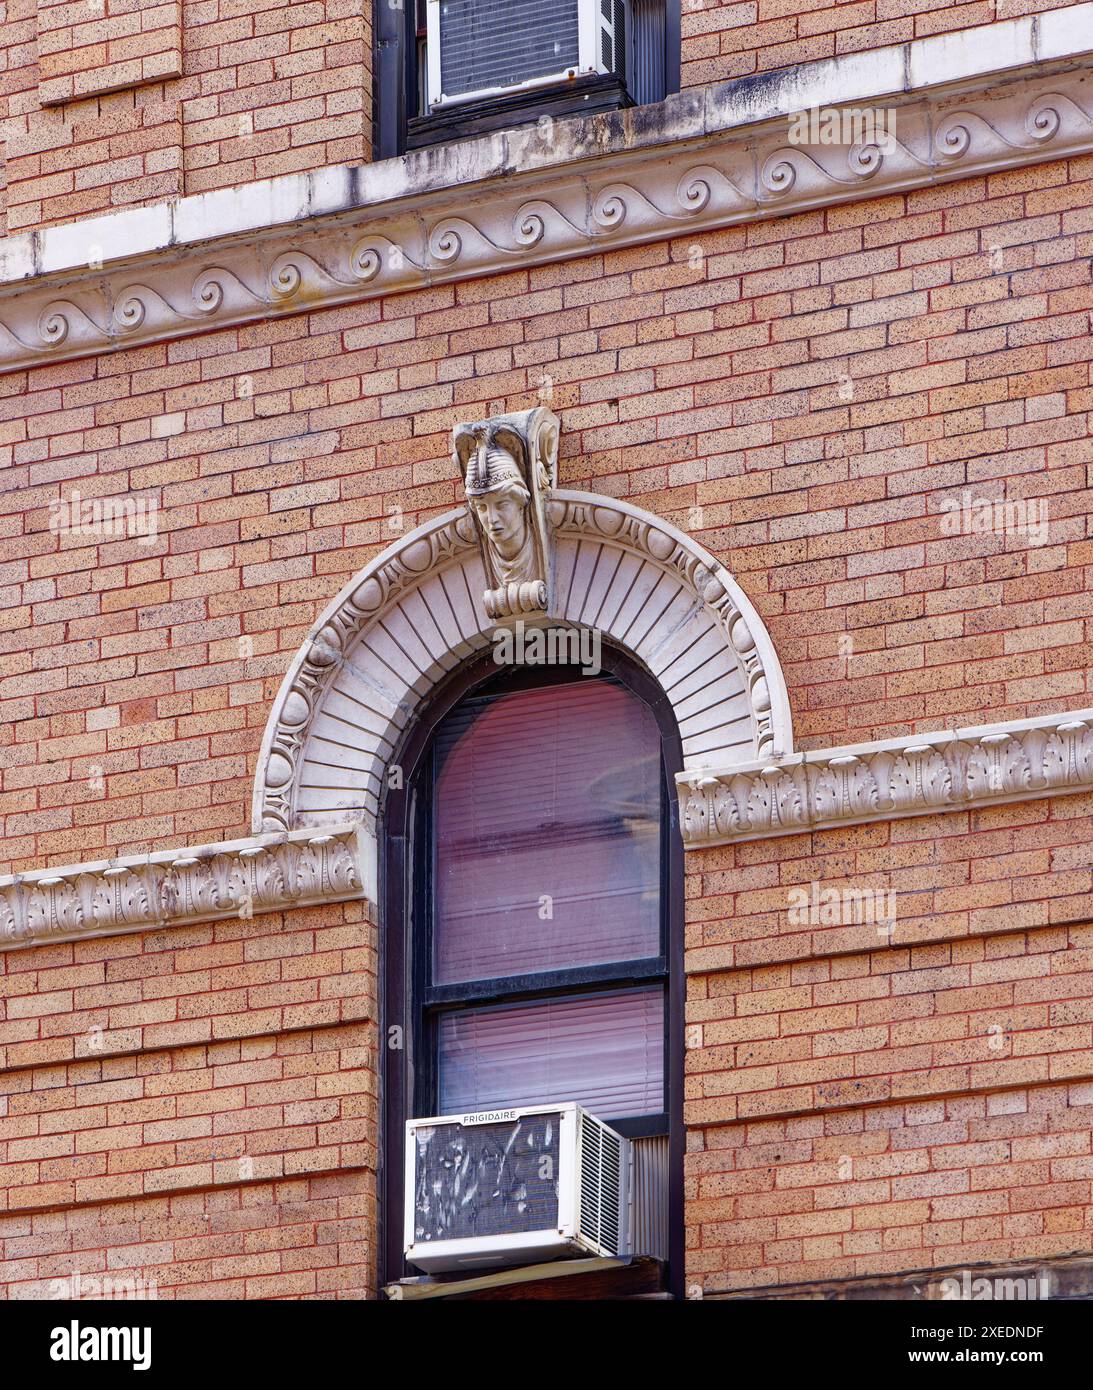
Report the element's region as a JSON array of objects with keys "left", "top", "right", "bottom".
[{"left": 374, "top": 0, "right": 681, "bottom": 158}]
